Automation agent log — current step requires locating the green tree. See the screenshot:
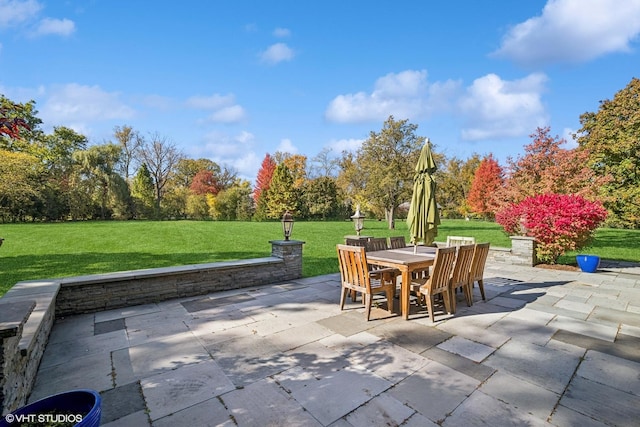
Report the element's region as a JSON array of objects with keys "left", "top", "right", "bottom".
[
  {"left": 265, "top": 164, "right": 298, "bottom": 219},
  {"left": 213, "top": 180, "right": 254, "bottom": 220},
  {"left": 0, "top": 150, "right": 44, "bottom": 222},
  {"left": 0, "top": 96, "right": 44, "bottom": 154},
  {"left": 436, "top": 154, "right": 480, "bottom": 219},
  {"left": 131, "top": 163, "right": 155, "bottom": 218},
  {"left": 576, "top": 77, "right": 640, "bottom": 228},
  {"left": 303, "top": 176, "right": 342, "bottom": 220},
  {"left": 72, "top": 144, "right": 124, "bottom": 219},
  {"left": 357, "top": 116, "right": 424, "bottom": 228}
]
